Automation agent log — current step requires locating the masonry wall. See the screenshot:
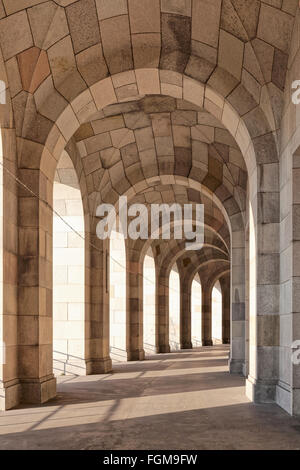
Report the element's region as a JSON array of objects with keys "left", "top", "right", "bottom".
[{"left": 279, "top": 9, "right": 300, "bottom": 414}]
